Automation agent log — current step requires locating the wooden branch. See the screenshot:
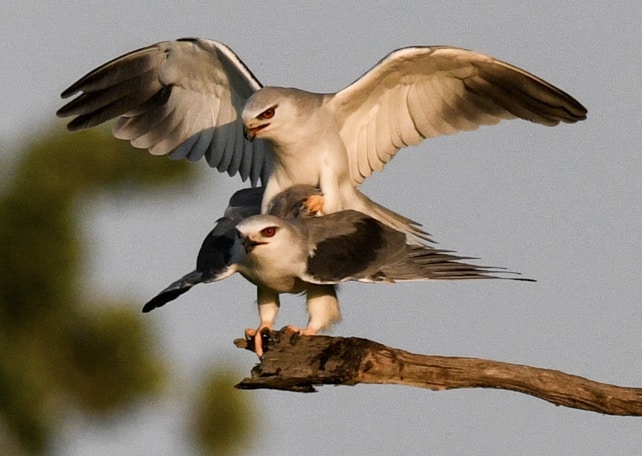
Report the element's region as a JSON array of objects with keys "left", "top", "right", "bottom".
[{"left": 234, "top": 329, "right": 642, "bottom": 416}]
